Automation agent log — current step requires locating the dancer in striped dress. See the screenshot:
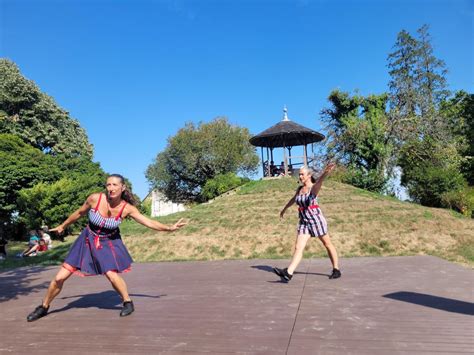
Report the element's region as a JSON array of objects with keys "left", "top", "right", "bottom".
[
  {"left": 273, "top": 163, "right": 341, "bottom": 282},
  {"left": 27, "top": 174, "right": 187, "bottom": 322}
]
